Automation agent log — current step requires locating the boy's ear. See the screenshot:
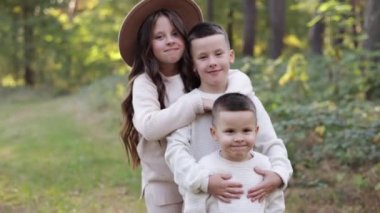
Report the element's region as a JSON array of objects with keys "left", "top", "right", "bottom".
[
  {"left": 229, "top": 49, "right": 235, "bottom": 63},
  {"left": 255, "top": 125, "right": 259, "bottom": 134},
  {"left": 210, "top": 126, "right": 218, "bottom": 141}
]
